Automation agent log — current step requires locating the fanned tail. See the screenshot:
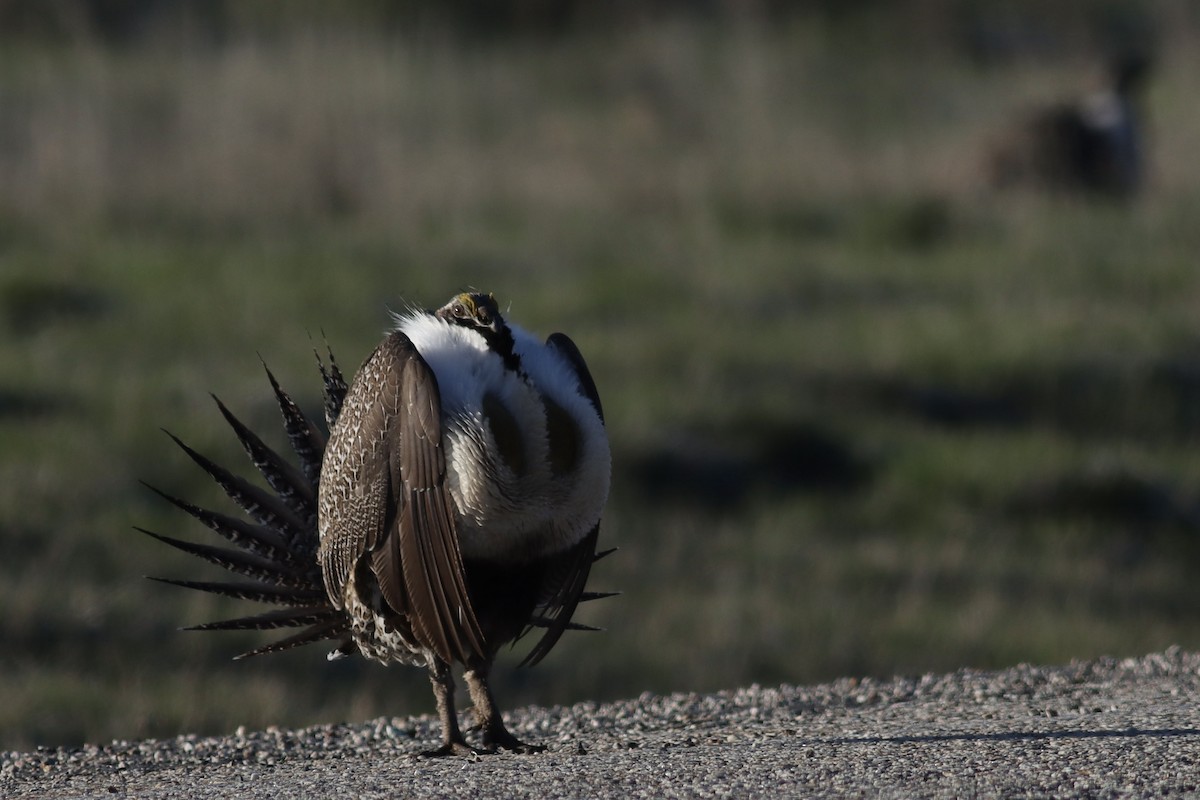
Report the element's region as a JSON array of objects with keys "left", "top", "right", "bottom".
[
  {"left": 517, "top": 538, "right": 619, "bottom": 667},
  {"left": 313, "top": 339, "right": 348, "bottom": 428},
  {"left": 141, "top": 358, "right": 354, "bottom": 659},
  {"left": 264, "top": 362, "right": 328, "bottom": 489}
]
